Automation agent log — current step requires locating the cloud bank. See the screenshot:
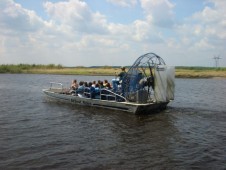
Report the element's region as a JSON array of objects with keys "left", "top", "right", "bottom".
[{"left": 0, "top": 0, "right": 225, "bottom": 66}]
